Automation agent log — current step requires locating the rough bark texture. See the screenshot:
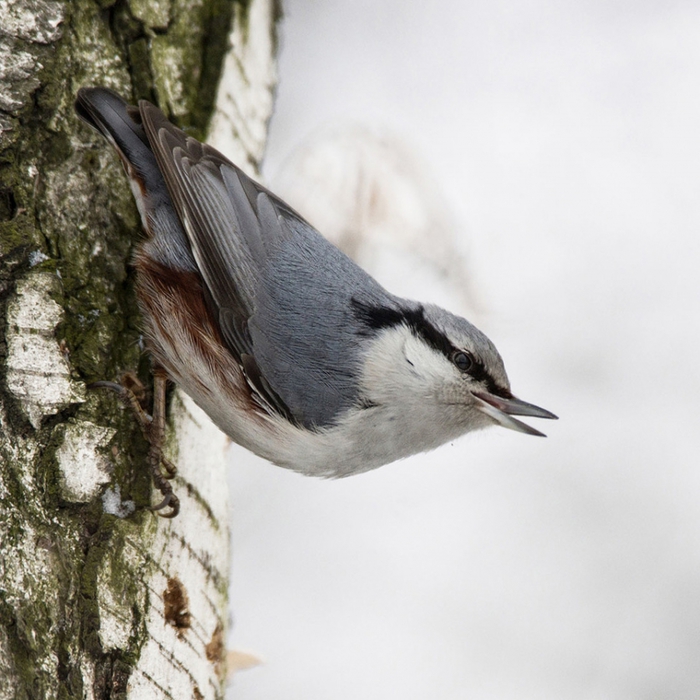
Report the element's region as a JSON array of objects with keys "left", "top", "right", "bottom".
[{"left": 0, "top": 0, "right": 278, "bottom": 696}]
